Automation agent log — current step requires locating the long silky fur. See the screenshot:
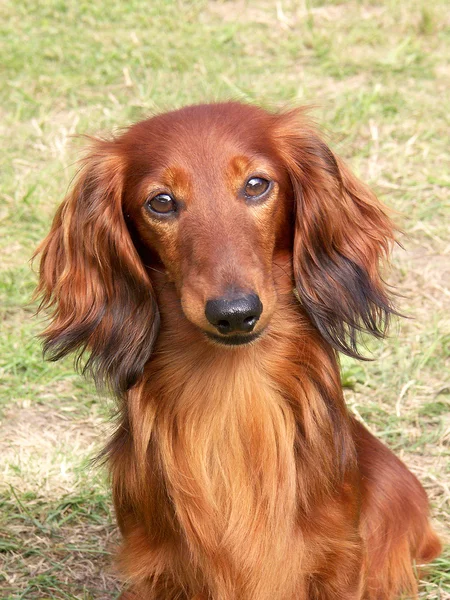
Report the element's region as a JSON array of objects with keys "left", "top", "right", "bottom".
[
  {"left": 34, "top": 145, "right": 160, "bottom": 396},
  {"left": 273, "top": 109, "right": 398, "bottom": 359},
  {"left": 107, "top": 269, "right": 362, "bottom": 599},
  {"left": 35, "top": 102, "right": 441, "bottom": 600}
]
